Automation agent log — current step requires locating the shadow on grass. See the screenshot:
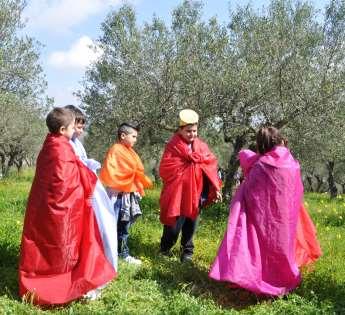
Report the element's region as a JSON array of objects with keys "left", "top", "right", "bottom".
[
  {"left": 0, "top": 243, "right": 19, "bottom": 299},
  {"left": 130, "top": 234, "right": 264, "bottom": 311},
  {"left": 130, "top": 231, "right": 345, "bottom": 312},
  {"left": 297, "top": 270, "right": 345, "bottom": 313}
]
